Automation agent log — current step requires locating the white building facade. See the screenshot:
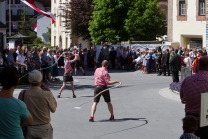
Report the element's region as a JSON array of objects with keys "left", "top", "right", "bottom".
[
  {"left": 51, "top": 0, "right": 90, "bottom": 49},
  {"left": 167, "top": 0, "right": 206, "bottom": 49},
  {"left": 51, "top": 0, "right": 71, "bottom": 49}
]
